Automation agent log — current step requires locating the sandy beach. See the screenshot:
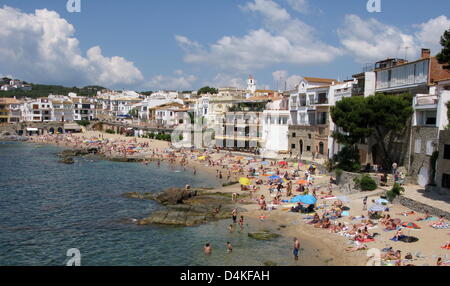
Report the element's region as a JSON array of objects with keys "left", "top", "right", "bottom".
[{"left": 29, "top": 131, "right": 450, "bottom": 266}]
